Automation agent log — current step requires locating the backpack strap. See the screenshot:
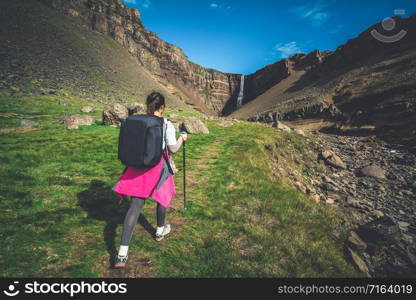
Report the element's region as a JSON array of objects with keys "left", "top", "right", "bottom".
[
  {"left": 163, "top": 118, "right": 168, "bottom": 150},
  {"left": 162, "top": 118, "right": 175, "bottom": 175}
]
